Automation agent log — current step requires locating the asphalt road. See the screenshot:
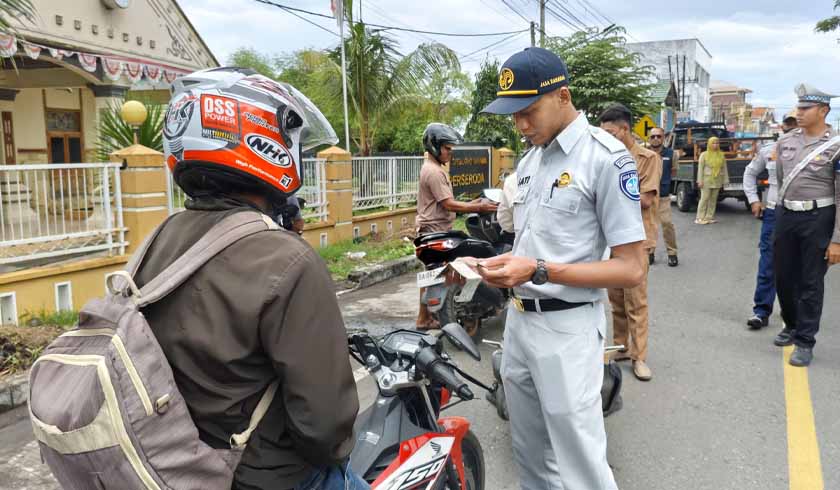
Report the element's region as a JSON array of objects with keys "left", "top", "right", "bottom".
[{"left": 2, "top": 197, "right": 839, "bottom": 490}]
